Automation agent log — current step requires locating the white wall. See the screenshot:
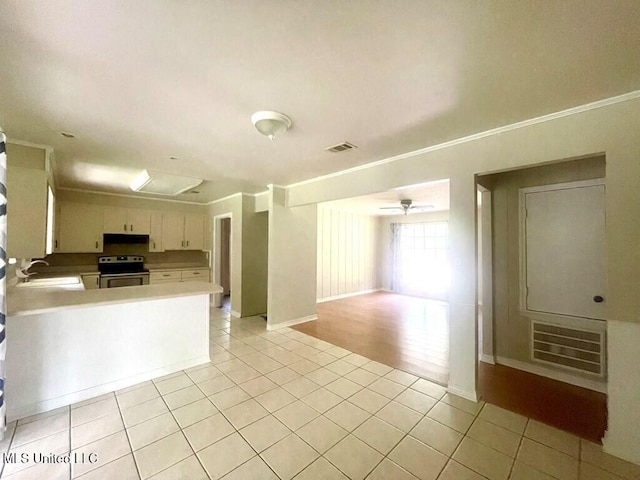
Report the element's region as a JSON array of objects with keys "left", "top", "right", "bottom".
[
  {"left": 316, "top": 207, "right": 379, "bottom": 302},
  {"left": 267, "top": 186, "right": 317, "bottom": 328}
]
